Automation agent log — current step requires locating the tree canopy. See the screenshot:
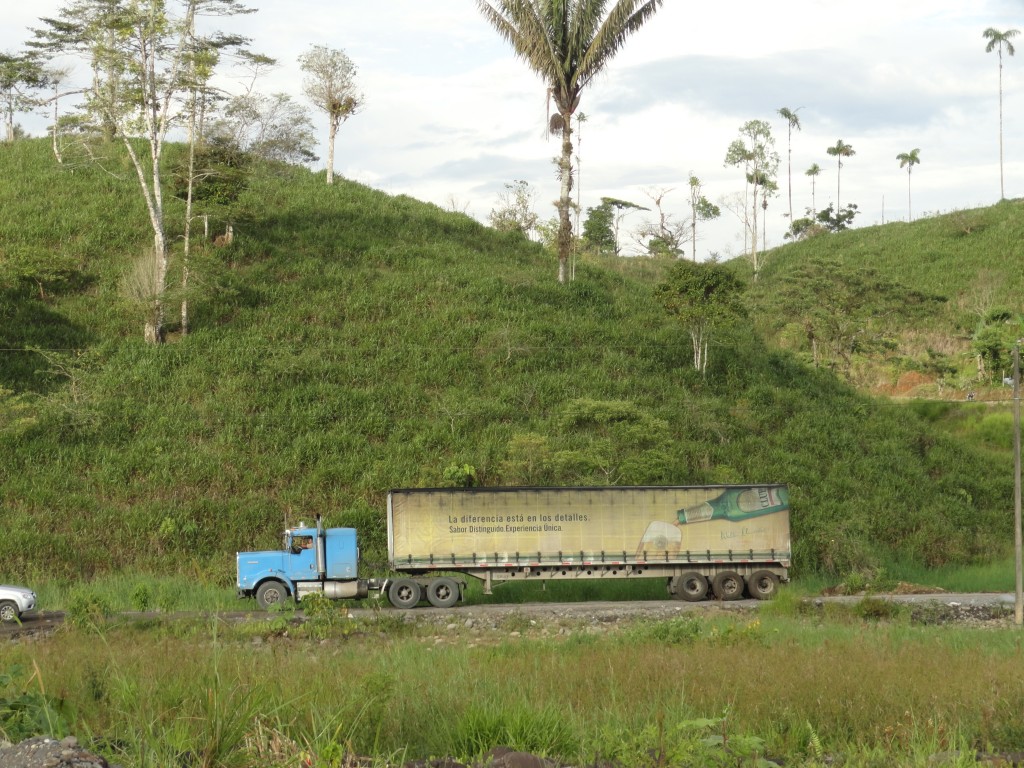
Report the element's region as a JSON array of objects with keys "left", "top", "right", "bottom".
[
  {"left": 298, "top": 44, "right": 361, "bottom": 185},
  {"left": 477, "top": 0, "right": 663, "bottom": 282},
  {"left": 656, "top": 260, "right": 745, "bottom": 374}
]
